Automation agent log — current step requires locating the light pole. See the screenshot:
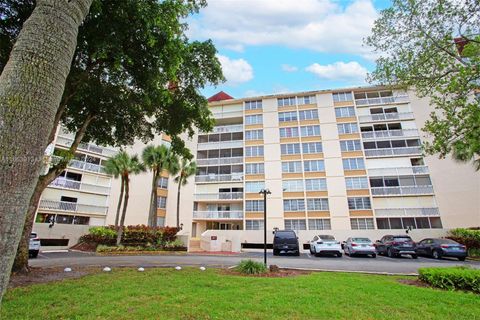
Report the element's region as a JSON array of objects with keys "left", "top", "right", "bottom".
[{"left": 259, "top": 188, "right": 271, "bottom": 267}]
